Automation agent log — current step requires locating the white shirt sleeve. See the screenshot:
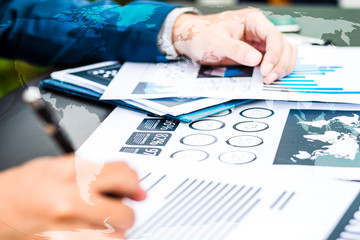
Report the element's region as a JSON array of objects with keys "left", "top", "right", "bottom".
[{"left": 158, "top": 7, "right": 200, "bottom": 60}]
